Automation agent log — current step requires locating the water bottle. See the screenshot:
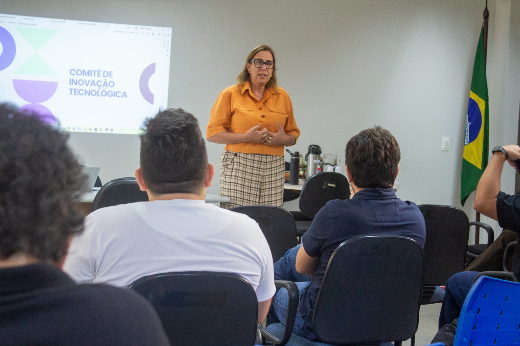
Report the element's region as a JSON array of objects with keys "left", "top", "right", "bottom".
[{"left": 289, "top": 151, "right": 300, "bottom": 185}]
